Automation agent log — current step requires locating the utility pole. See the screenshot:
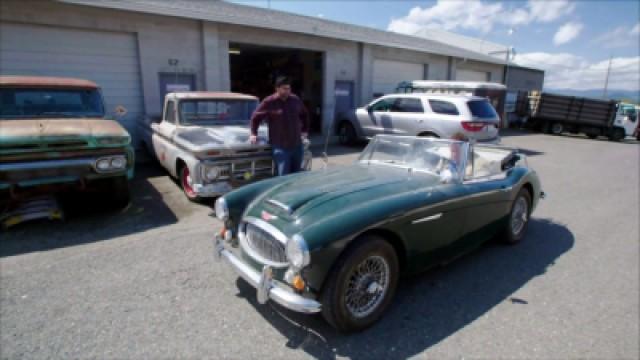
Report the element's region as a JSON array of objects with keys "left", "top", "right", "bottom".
[{"left": 603, "top": 56, "right": 612, "bottom": 99}]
